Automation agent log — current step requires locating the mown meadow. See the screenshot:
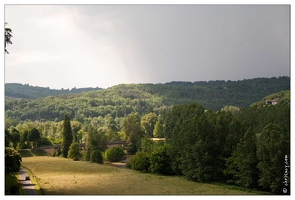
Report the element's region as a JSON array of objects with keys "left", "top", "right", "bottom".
[{"left": 21, "top": 156, "right": 269, "bottom": 195}]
